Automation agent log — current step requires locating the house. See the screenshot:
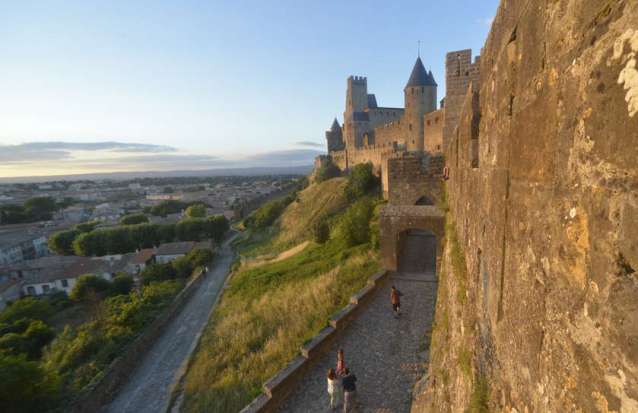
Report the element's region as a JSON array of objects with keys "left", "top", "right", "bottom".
[
  {"left": 127, "top": 249, "right": 156, "bottom": 273},
  {"left": 0, "top": 230, "right": 49, "bottom": 266},
  {"left": 0, "top": 279, "right": 21, "bottom": 310},
  {"left": 21, "top": 255, "right": 130, "bottom": 297},
  {"left": 155, "top": 242, "right": 196, "bottom": 264}
]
